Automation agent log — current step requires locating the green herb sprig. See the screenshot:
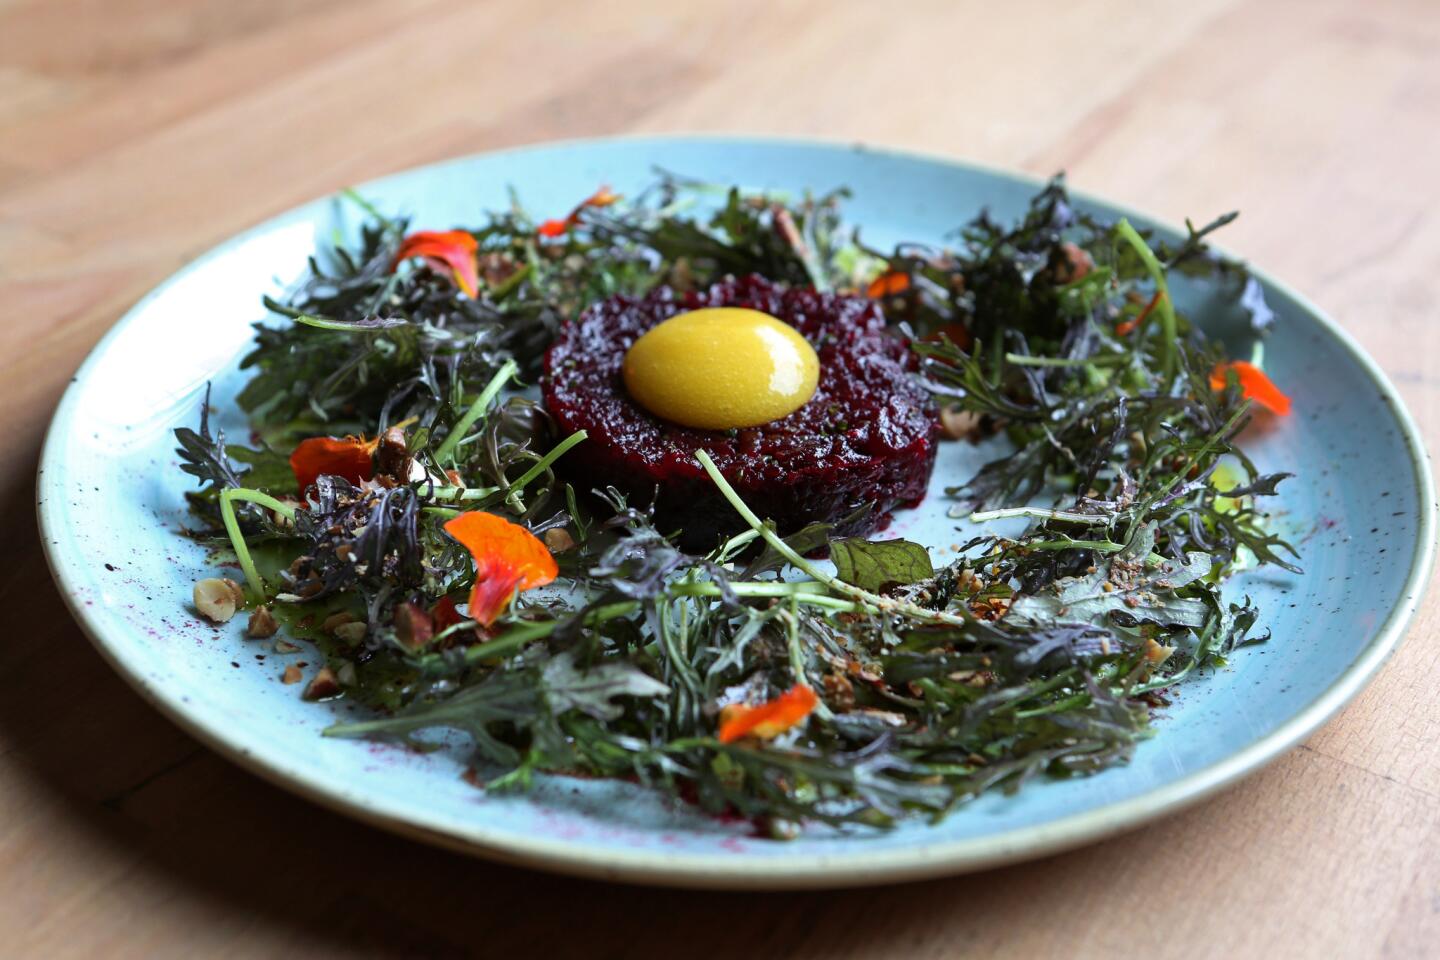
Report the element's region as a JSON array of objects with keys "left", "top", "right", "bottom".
[{"left": 175, "top": 174, "right": 1296, "bottom": 833}]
